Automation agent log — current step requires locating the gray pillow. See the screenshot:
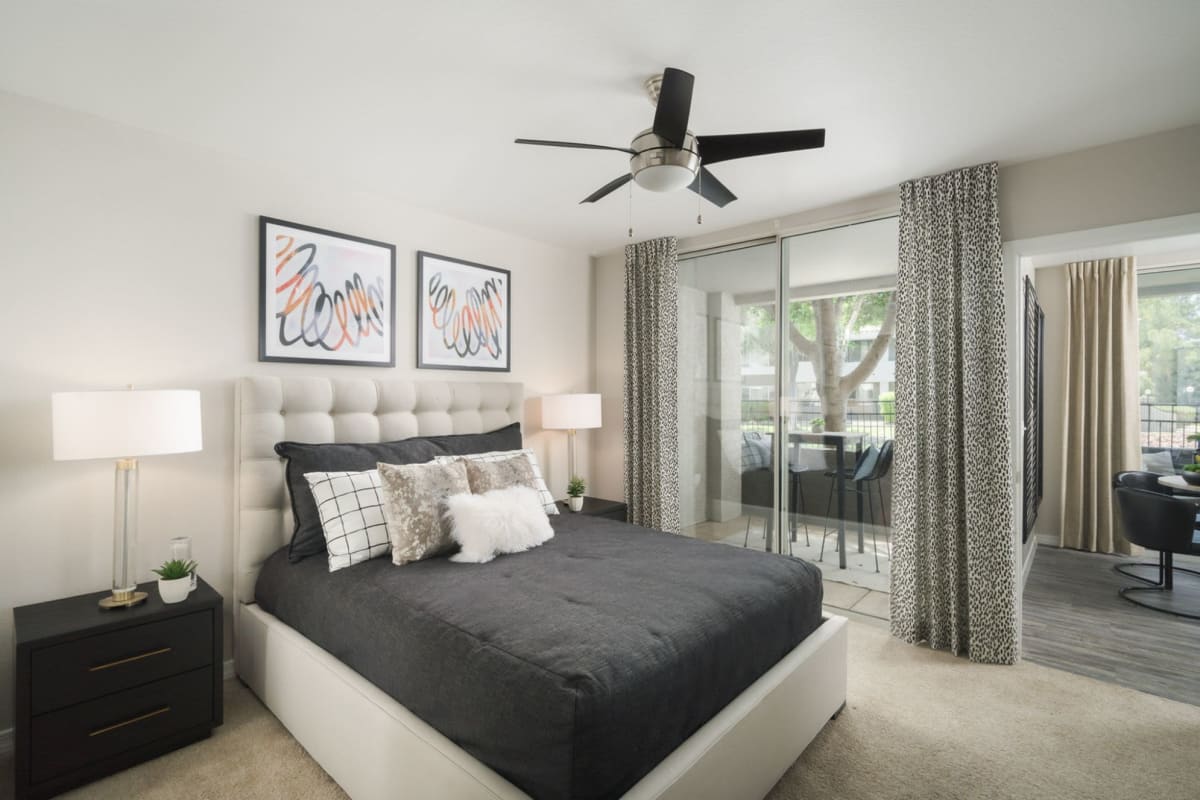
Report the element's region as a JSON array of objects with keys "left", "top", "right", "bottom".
[
  {"left": 275, "top": 422, "right": 522, "bottom": 562},
  {"left": 377, "top": 460, "right": 471, "bottom": 565}
]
